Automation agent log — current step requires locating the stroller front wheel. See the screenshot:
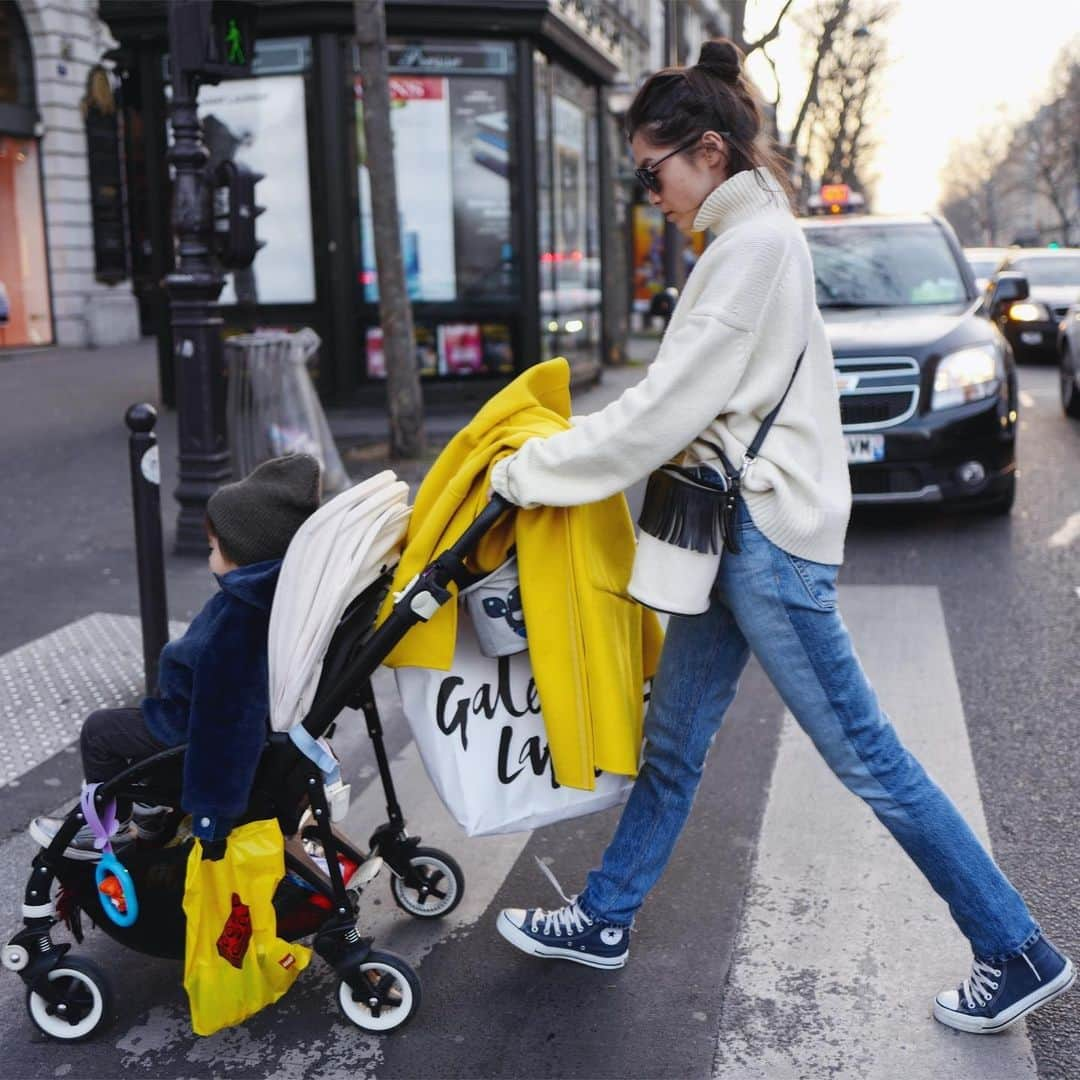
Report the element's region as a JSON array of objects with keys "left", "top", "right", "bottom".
[
  {"left": 25, "top": 956, "right": 112, "bottom": 1041},
  {"left": 389, "top": 847, "right": 464, "bottom": 919},
  {"left": 336, "top": 951, "right": 420, "bottom": 1032}
]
